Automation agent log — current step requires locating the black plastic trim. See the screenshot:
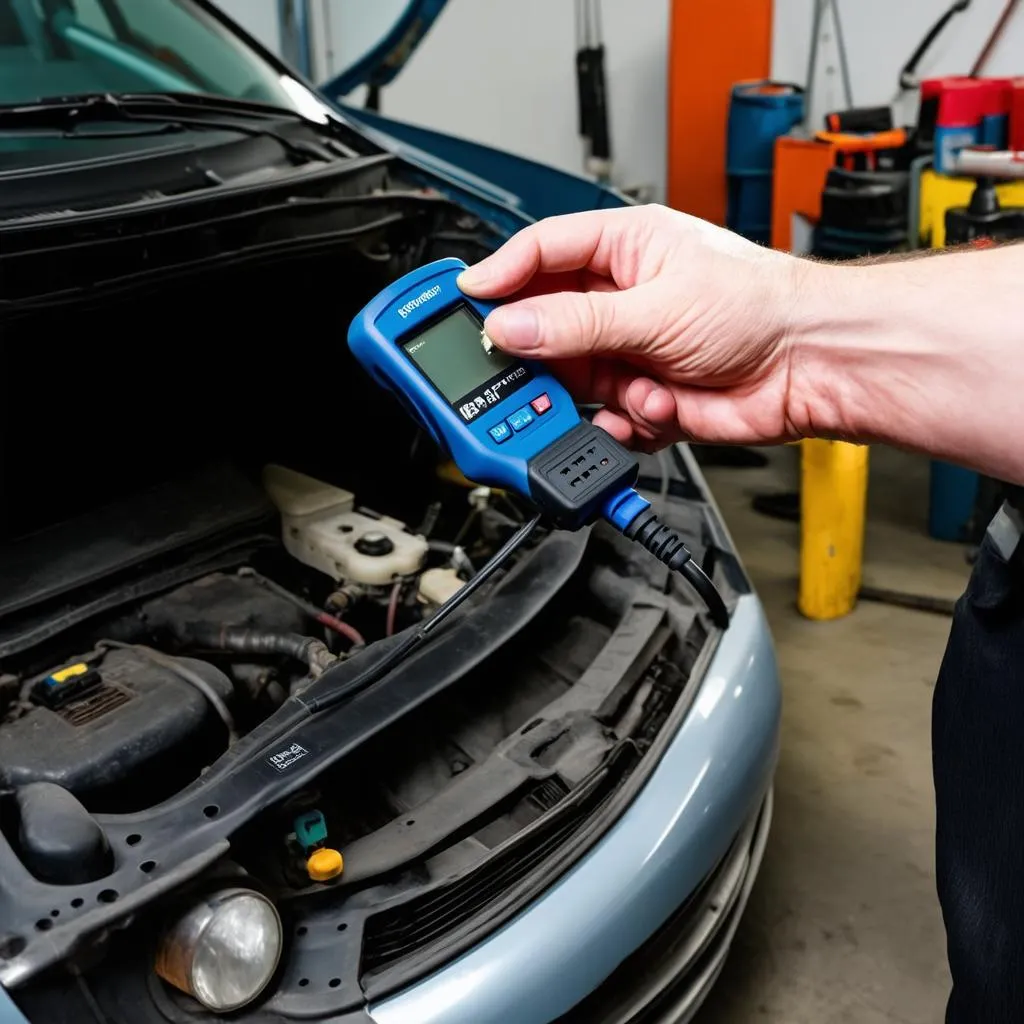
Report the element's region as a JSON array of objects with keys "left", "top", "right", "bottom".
[
  {"left": 528, "top": 422, "right": 639, "bottom": 530},
  {"left": 358, "top": 624, "right": 718, "bottom": 1001},
  {"left": 0, "top": 530, "right": 589, "bottom": 989}
]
